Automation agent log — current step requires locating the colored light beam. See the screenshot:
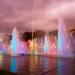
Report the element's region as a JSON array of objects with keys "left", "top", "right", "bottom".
[
  {"left": 43, "top": 35, "right": 49, "bottom": 54},
  {"left": 19, "top": 41, "right": 28, "bottom": 54},
  {"left": 11, "top": 27, "right": 20, "bottom": 56},
  {"left": 57, "top": 17, "right": 71, "bottom": 57}
]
